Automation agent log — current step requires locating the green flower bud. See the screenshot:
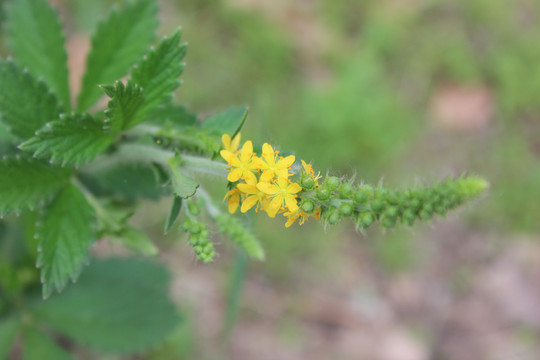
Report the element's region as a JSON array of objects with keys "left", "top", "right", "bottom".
[
  {"left": 316, "top": 188, "right": 331, "bottom": 201},
  {"left": 339, "top": 202, "right": 353, "bottom": 216},
  {"left": 300, "top": 176, "right": 316, "bottom": 190},
  {"left": 339, "top": 183, "right": 354, "bottom": 198},
  {"left": 357, "top": 213, "right": 374, "bottom": 228},
  {"left": 301, "top": 199, "right": 315, "bottom": 213},
  {"left": 371, "top": 199, "right": 385, "bottom": 212},
  {"left": 402, "top": 209, "right": 416, "bottom": 226},
  {"left": 327, "top": 210, "right": 341, "bottom": 225},
  {"left": 381, "top": 216, "right": 396, "bottom": 228},
  {"left": 325, "top": 176, "right": 340, "bottom": 191},
  {"left": 384, "top": 206, "right": 399, "bottom": 220}
]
